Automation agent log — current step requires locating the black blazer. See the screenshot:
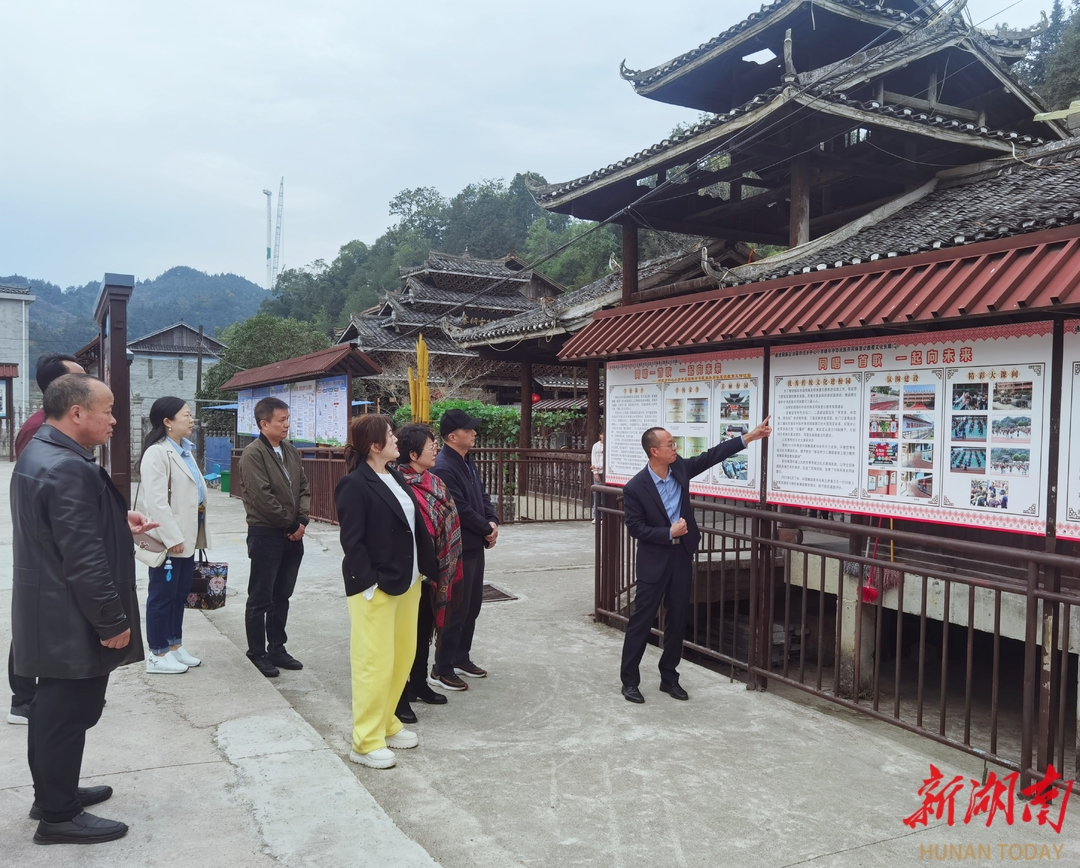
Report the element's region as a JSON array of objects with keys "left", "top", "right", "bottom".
[
  {"left": 335, "top": 462, "right": 438, "bottom": 597},
  {"left": 623, "top": 437, "right": 747, "bottom": 583}
]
